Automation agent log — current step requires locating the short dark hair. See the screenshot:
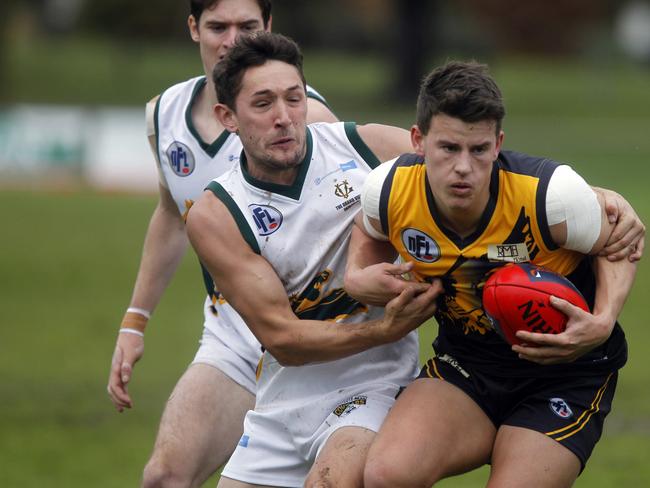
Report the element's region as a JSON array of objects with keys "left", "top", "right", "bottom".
[
  {"left": 190, "top": 0, "right": 272, "bottom": 28},
  {"left": 213, "top": 32, "right": 306, "bottom": 110},
  {"left": 416, "top": 61, "right": 505, "bottom": 135}
]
